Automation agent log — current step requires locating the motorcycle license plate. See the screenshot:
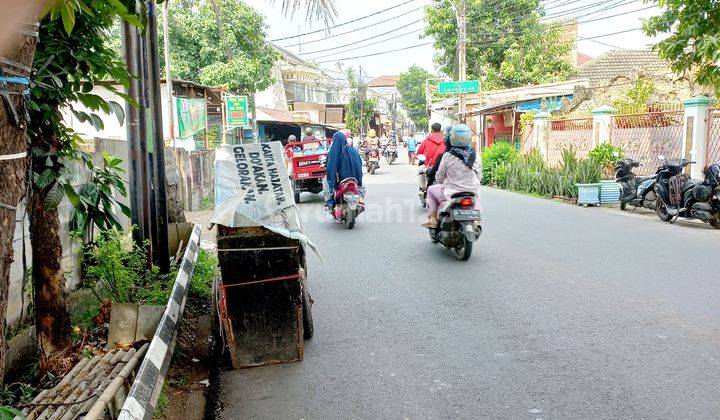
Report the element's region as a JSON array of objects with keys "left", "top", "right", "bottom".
[
  {"left": 370, "top": 157, "right": 379, "bottom": 162},
  {"left": 297, "top": 172, "right": 310, "bottom": 178},
  {"left": 453, "top": 209, "right": 480, "bottom": 220}
]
